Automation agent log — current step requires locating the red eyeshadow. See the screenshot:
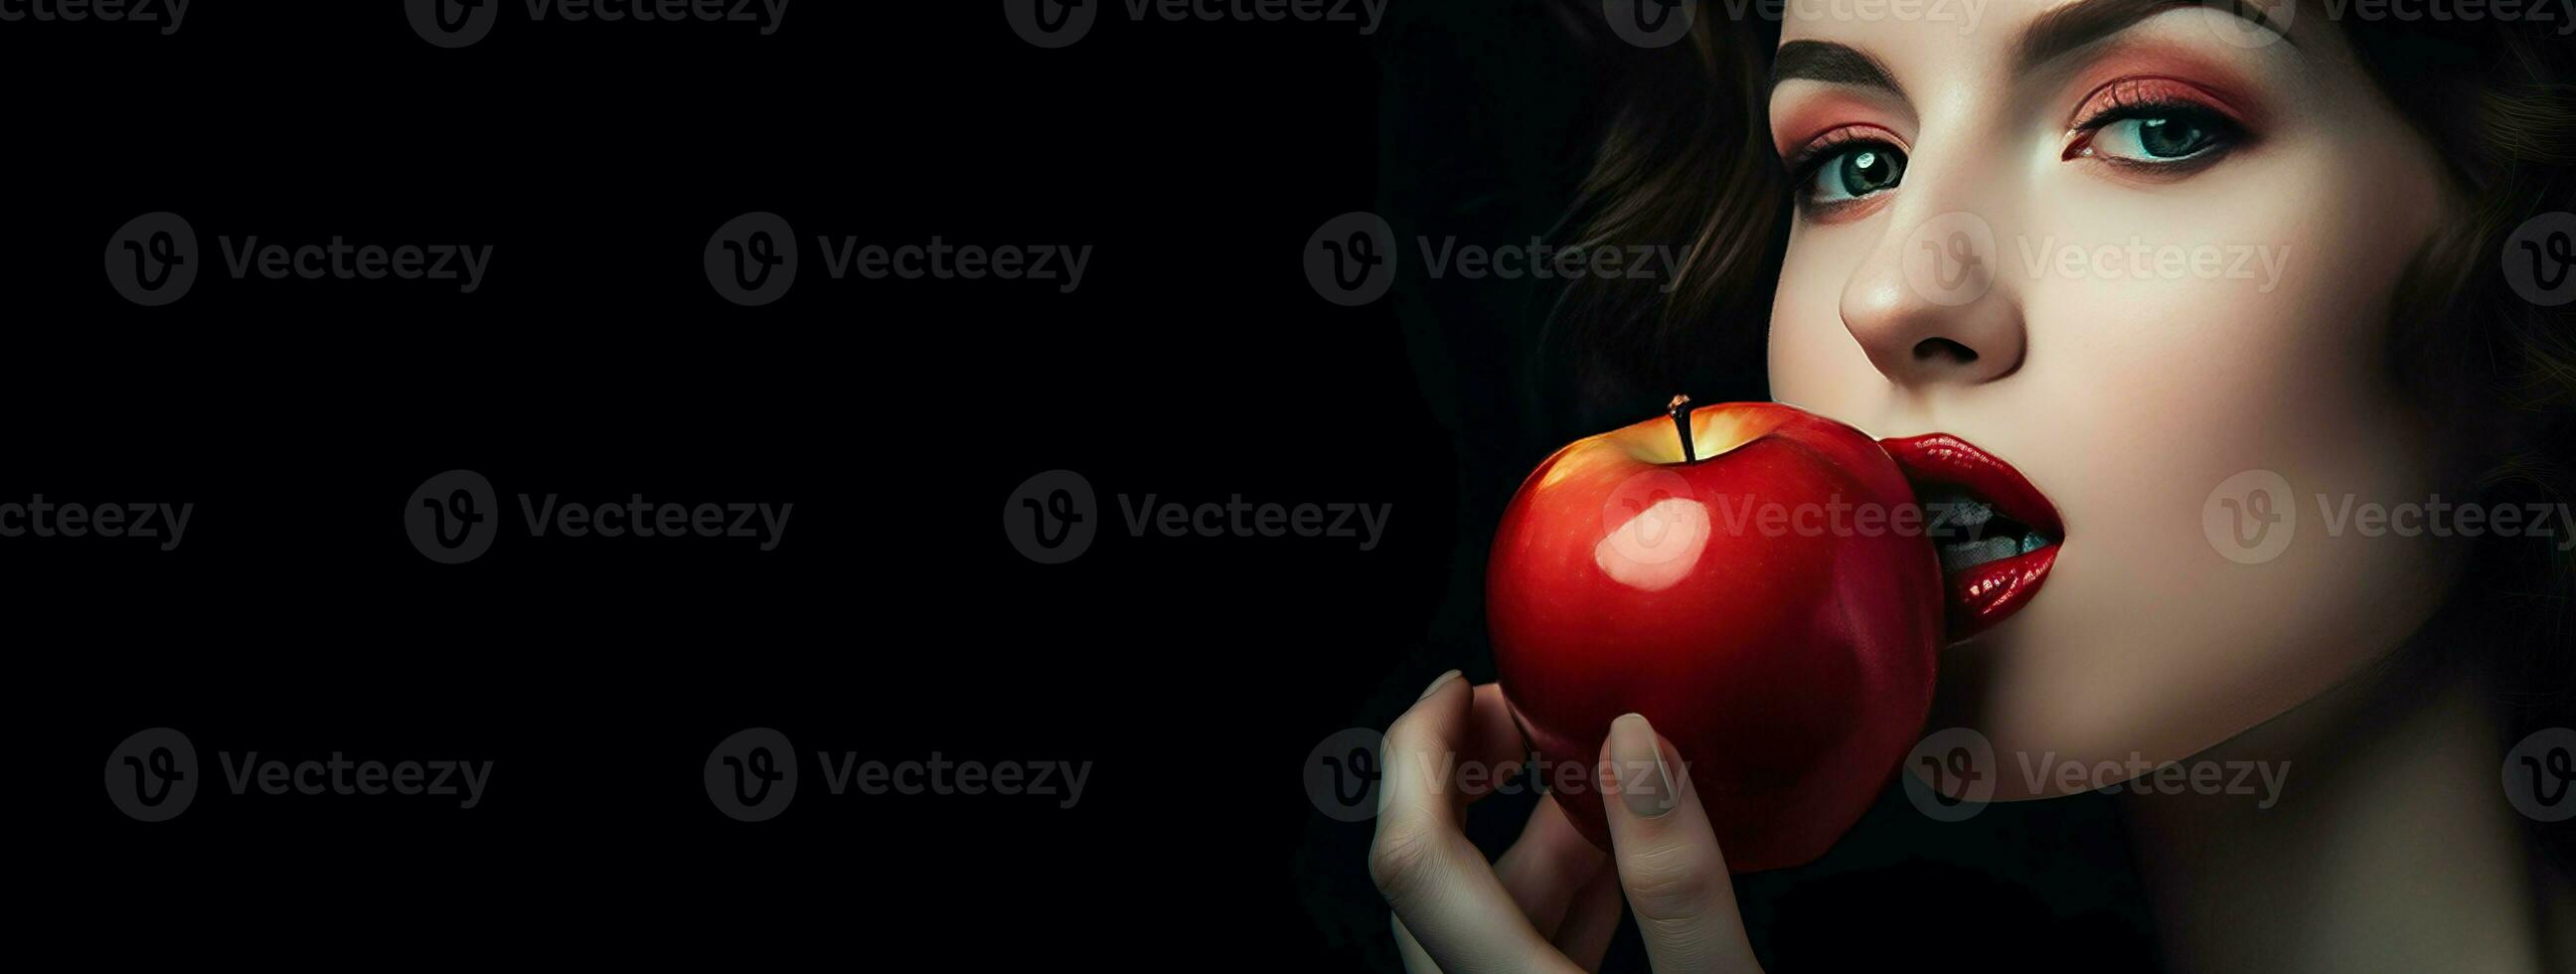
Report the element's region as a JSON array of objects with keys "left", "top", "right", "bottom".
[{"left": 2063, "top": 50, "right": 2266, "bottom": 129}]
